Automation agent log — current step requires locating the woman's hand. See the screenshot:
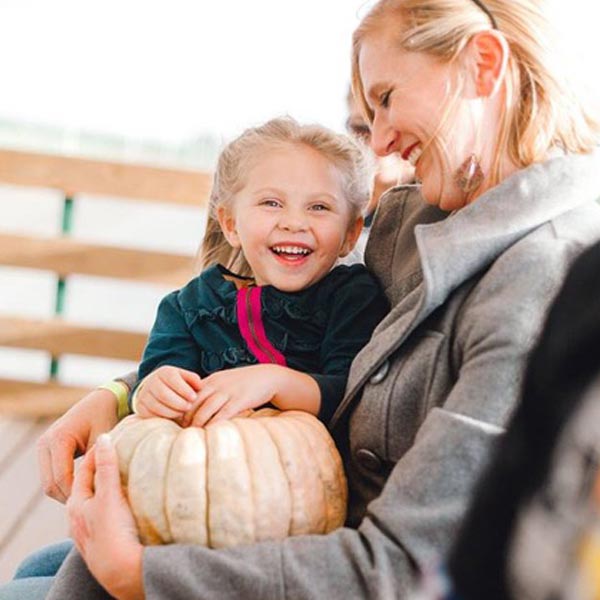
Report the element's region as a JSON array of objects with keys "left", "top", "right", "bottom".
[
  {"left": 135, "top": 365, "right": 201, "bottom": 419},
  {"left": 181, "top": 364, "right": 321, "bottom": 427},
  {"left": 37, "top": 388, "right": 119, "bottom": 503},
  {"left": 68, "top": 434, "right": 144, "bottom": 600}
]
